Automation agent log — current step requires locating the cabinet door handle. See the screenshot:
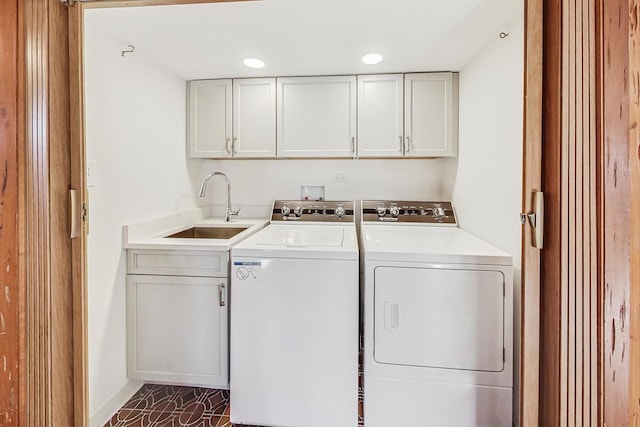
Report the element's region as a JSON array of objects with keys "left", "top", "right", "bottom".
[
  {"left": 219, "top": 283, "right": 226, "bottom": 307},
  {"left": 225, "top": 138, "right": 231, "bottom": 154},
  {"left": 398, "top": 136, "right": 403, "bottom": 153},
  {"left": 351, "top": 136, "right": 355, "bottom": 153},
  {"left": 232, "top": 137, "right": 238, "bottom": 155},
  {"left": 406, "top": 135, "right": 413, "bottom": 154}
]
